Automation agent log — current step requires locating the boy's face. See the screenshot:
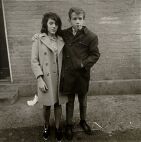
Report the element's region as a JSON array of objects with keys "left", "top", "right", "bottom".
[{"left": 69, "top": 12, "right": 85, "bottom": 31}]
